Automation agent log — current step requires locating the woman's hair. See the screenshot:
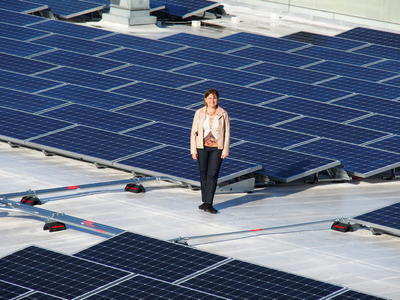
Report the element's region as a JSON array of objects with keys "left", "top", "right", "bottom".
[{"left": 203, "top": 89, "right": 219, "bottom": 107}]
